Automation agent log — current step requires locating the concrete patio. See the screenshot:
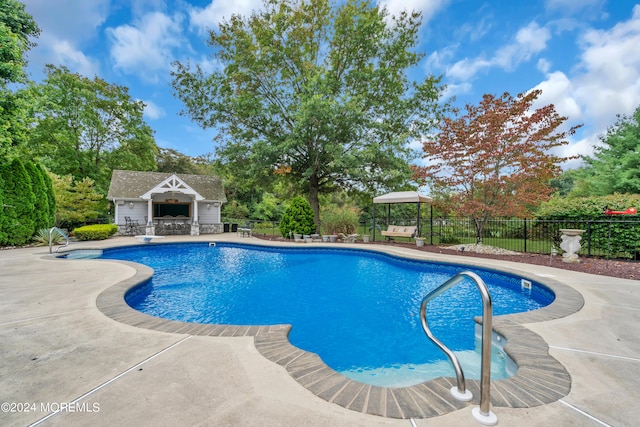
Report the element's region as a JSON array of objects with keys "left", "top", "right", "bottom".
[{"left": 1, "top": 234, "right": 638, "bottom": 426}]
